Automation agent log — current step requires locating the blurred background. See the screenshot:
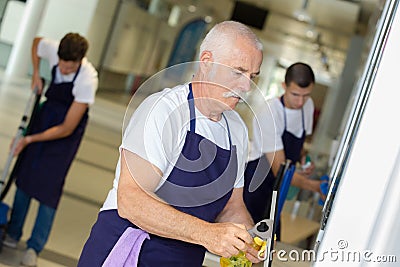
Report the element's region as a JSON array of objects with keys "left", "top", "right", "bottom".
[{"left": 0, "top": 0, "right": 389, "bottom": 266}]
